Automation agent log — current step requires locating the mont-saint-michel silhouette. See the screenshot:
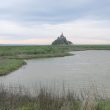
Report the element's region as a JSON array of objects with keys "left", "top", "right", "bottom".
[{"left": 52, "top": 33, "right": 73, "bottom": 45}]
